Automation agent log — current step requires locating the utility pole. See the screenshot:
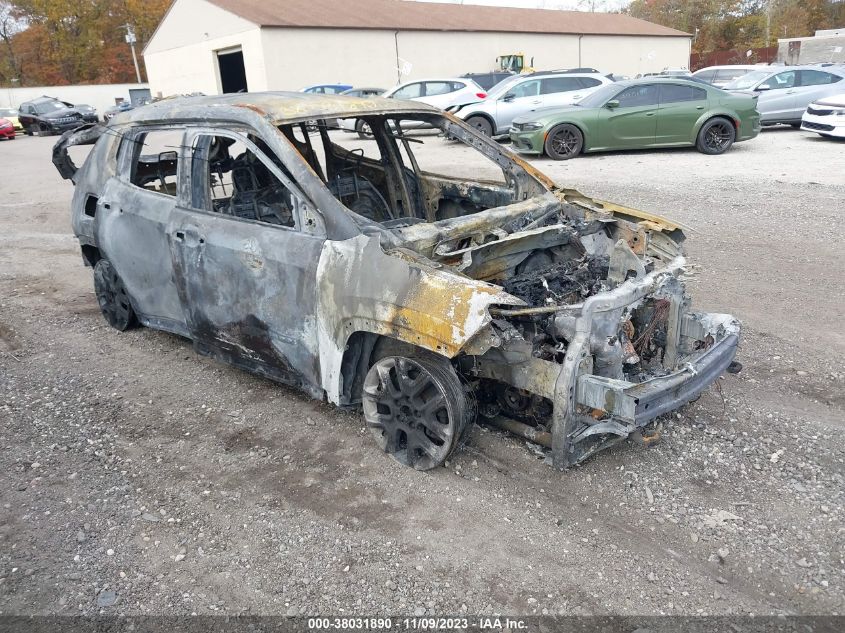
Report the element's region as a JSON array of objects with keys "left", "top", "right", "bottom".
[{"left": 121, "top": 24, "right": 142, "bottom": 83}]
